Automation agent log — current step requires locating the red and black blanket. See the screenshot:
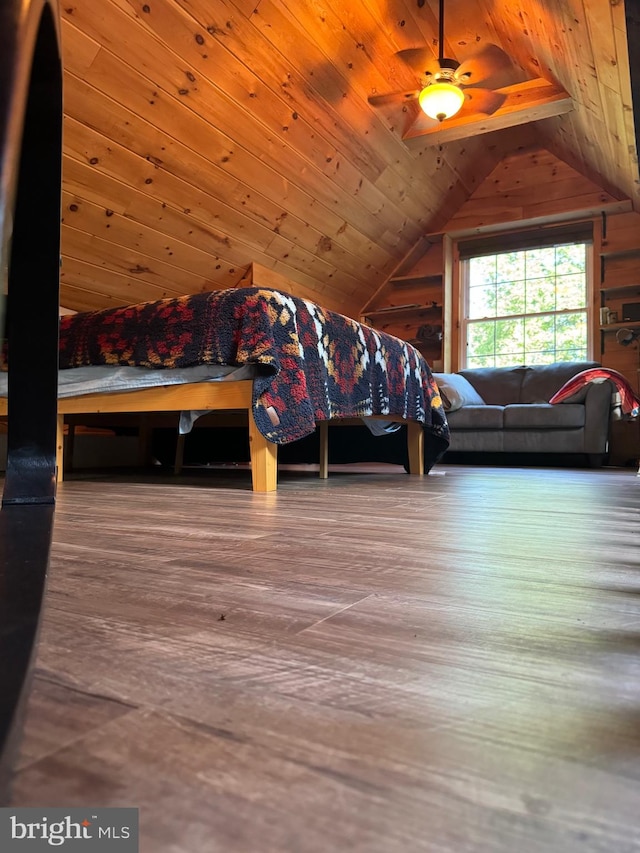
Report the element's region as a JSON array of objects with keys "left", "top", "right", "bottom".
[{"left": 56, "top": 287, "right": 450, "bottom": 449}]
